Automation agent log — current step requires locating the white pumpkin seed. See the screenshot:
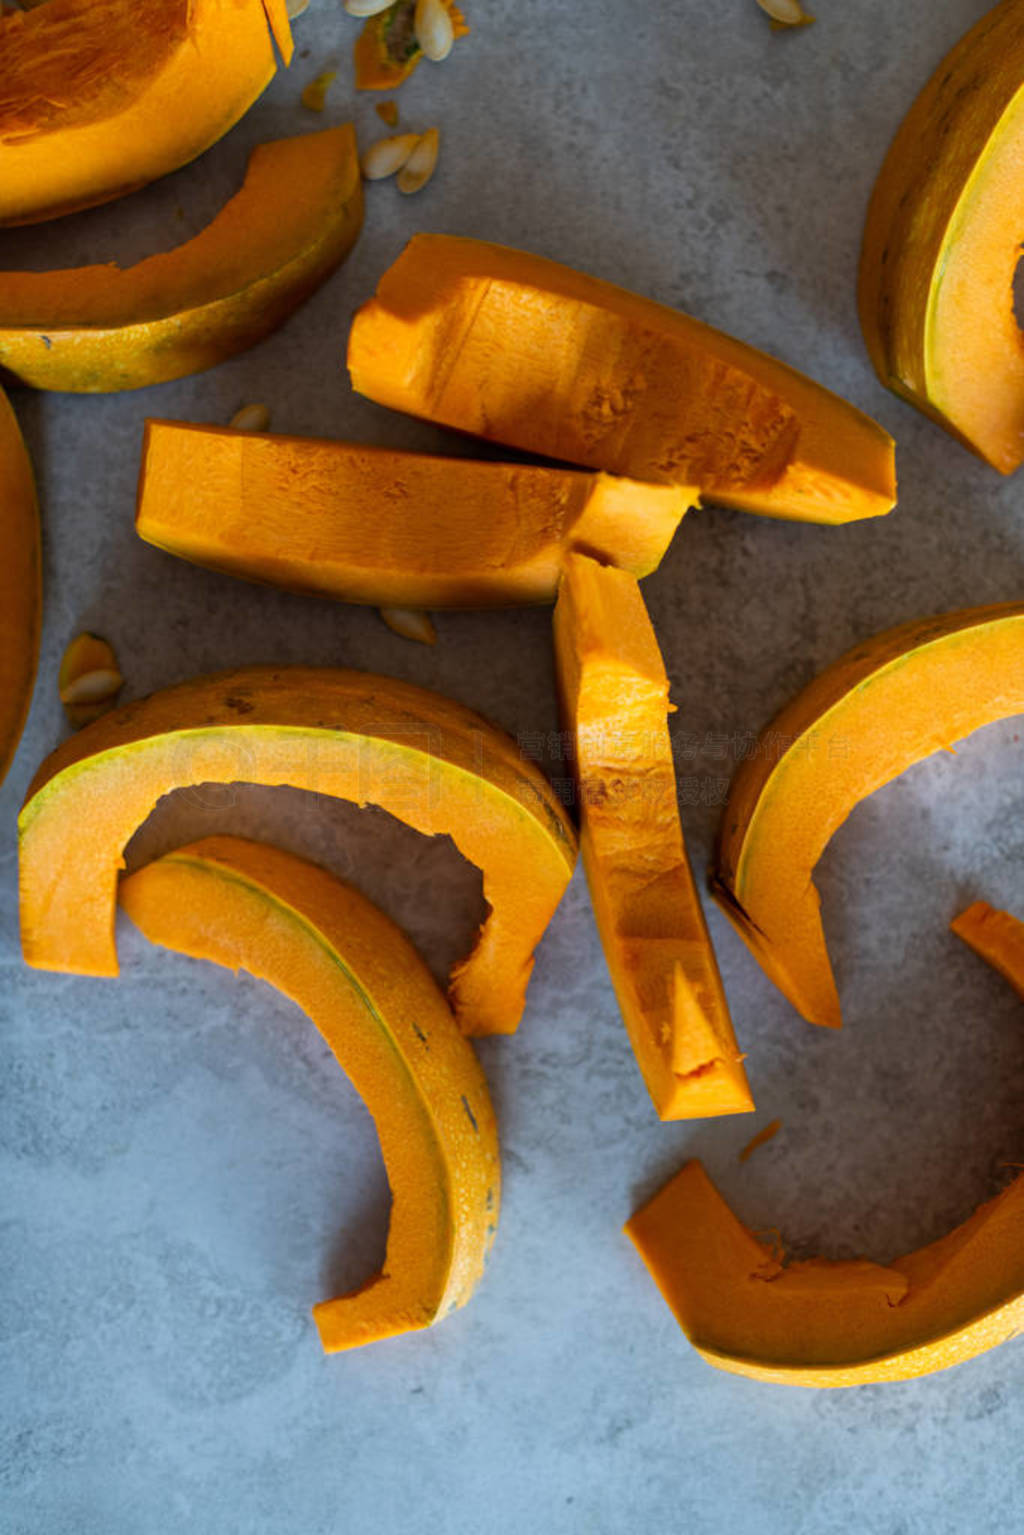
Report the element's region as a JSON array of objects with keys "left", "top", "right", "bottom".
[
  {"left": 414, "top": 0, "right": 454, "bottom": 61},
  {"left": 360, "top": 133, "right": 421, "bottom": 181},
  {"left": 343, "top": 0, "right": 394, "bottom": 16},
  {"left": 378, "top": 607, "right": 438, "bottom": 645},
  {"left": 230, "top": 403, "right": 271, "bottom": 433},
  {"left": 755, "top": 0, "right": 815, "bottom": 26},
  {"left": 286, "top": 0, "right": 309, "bottom": 17},
  {"left": 60, "top": 667, "right": 124, "bottom": 706},
  {"left": 396, "top": 127, "right": 440, "bottom": 195}
]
